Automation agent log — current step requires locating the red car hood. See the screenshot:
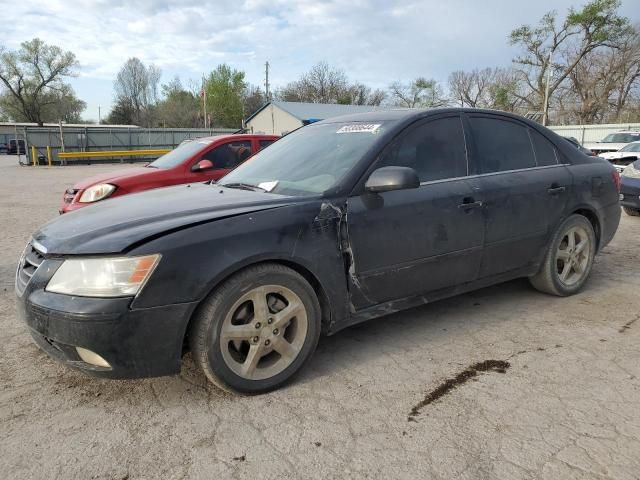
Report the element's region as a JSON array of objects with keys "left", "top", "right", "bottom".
[{"left": 73, "top": 166, "right": 156, "bottom": 189}]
